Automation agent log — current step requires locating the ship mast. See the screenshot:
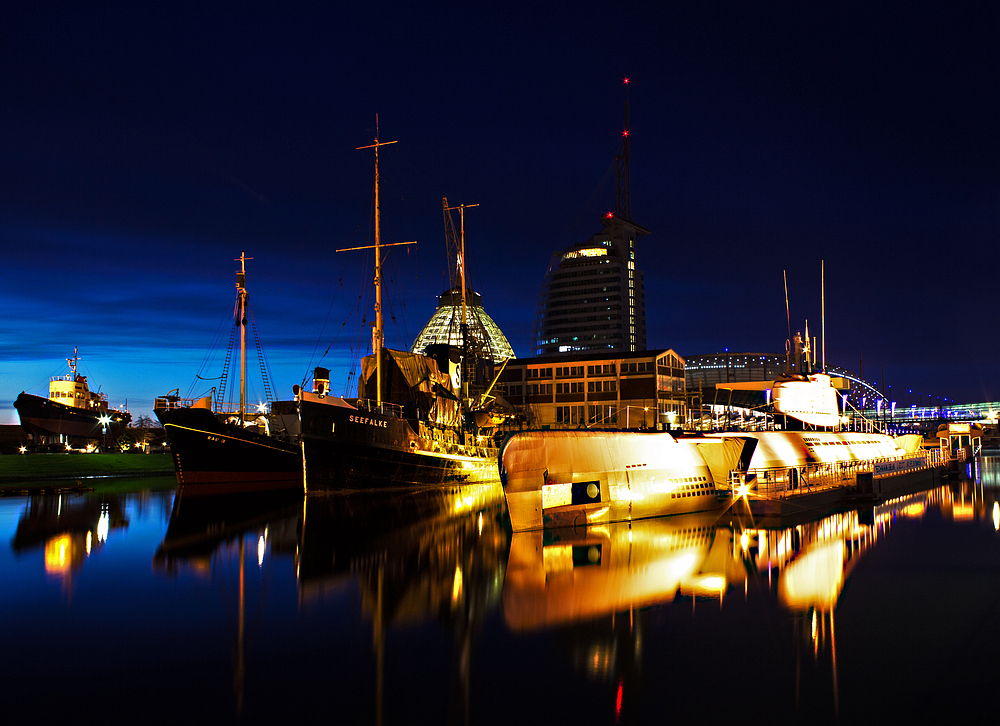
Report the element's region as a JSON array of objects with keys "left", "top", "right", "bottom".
[
  {"left": 444, "top": 201, "right": 478, "bottom": 392},
  {"left": 357, "top": 123, "right": 397, "bottom": 408},
  {"left": 67, "top": 346, "right": 79, "bottom": 379},
  {"left": 236, "top": 252, "right": 251, "bottom": 424}
]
